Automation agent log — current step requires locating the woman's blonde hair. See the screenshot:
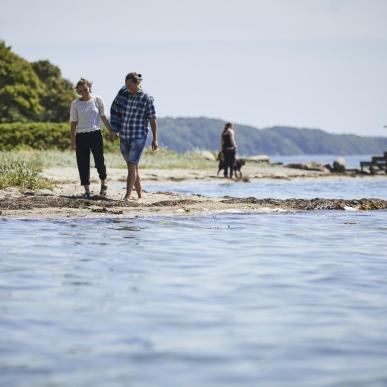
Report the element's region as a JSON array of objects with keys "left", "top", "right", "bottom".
[{"left": 75, "top": 78, "right": 92, "bottom": 93}]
